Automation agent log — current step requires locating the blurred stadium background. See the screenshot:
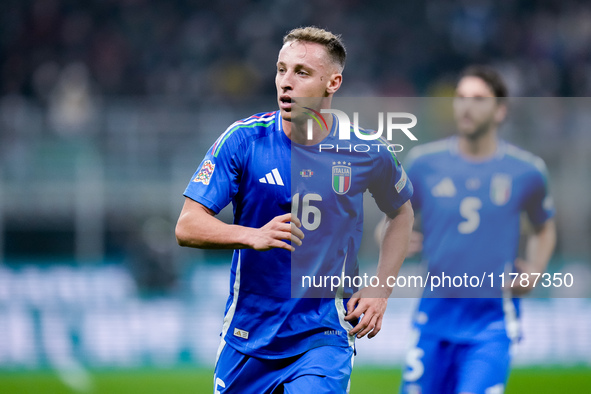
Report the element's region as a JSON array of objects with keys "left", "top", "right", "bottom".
[{"left": 1, "top": 0, "right": 590, "bottom": 392}]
